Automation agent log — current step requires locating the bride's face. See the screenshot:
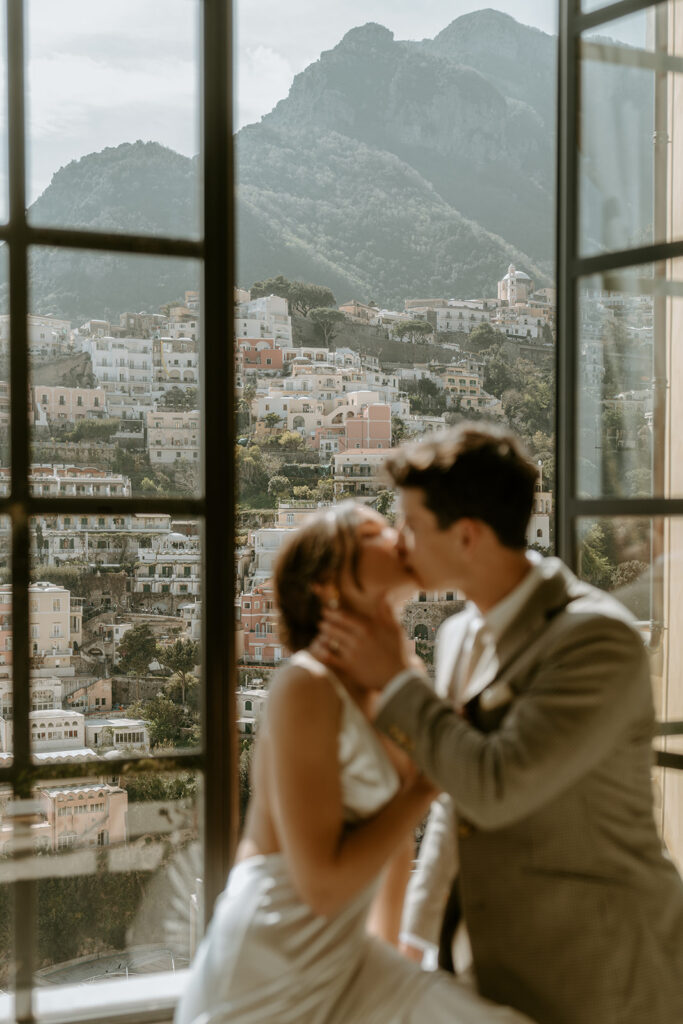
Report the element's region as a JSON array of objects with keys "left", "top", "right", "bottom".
[{"left": 340, "top": 508, "right": 416, "bottom": 607}]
